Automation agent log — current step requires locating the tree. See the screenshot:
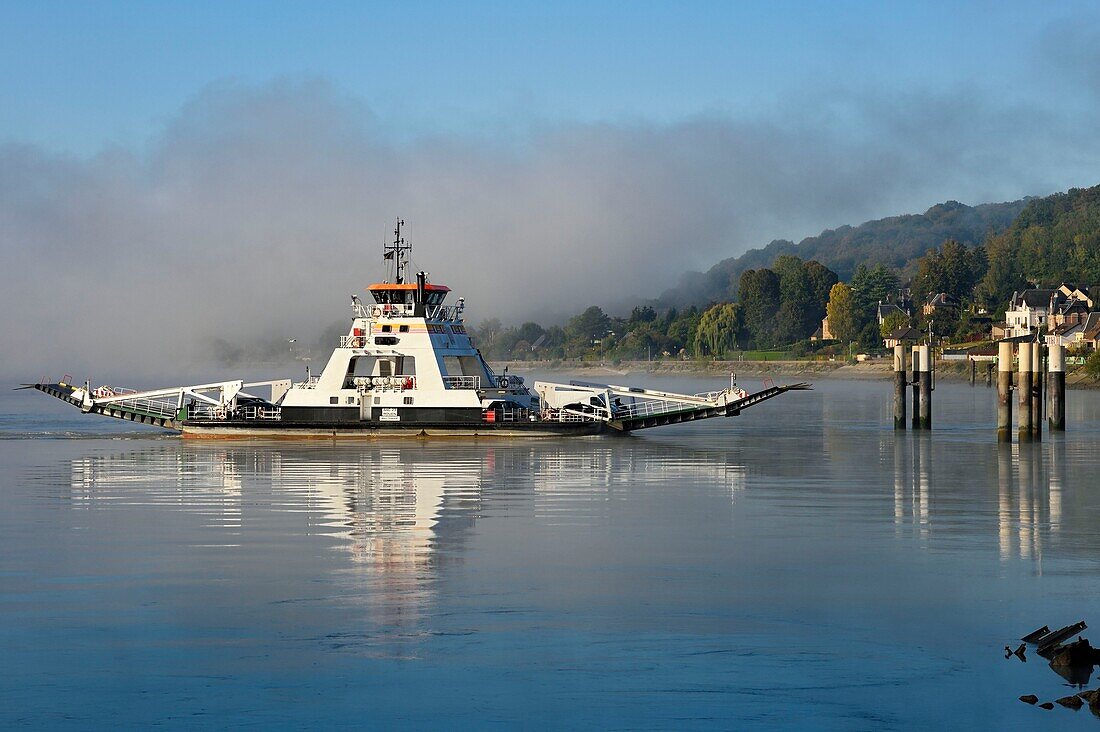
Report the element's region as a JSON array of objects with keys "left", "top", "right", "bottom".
[
  {"left": 850, "top": 263, "right": 899, "bottom": 318},
  {"left": 694, "top": 303, "right": 744, "bottom": 357},
  {"left": 566, "top": 306, "right": 612, "bottom": 344},
  {"left": 772, "top": 255, "right": 816, "bottom": 343},
  {"left": 1086, "top": 350, "right": 1100, "bottom": 381},
  {"left": 880, "top": 310, "right": 910, "bottom": 337},
  {"left": 826, "top": 282, "right": 859, "bottom": 344},
  {"left": 804, "top": 260, "right": 839, "bottom": 320},
  {"left": 739, "top": 268, "right": 780, "bottom": 347}
]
